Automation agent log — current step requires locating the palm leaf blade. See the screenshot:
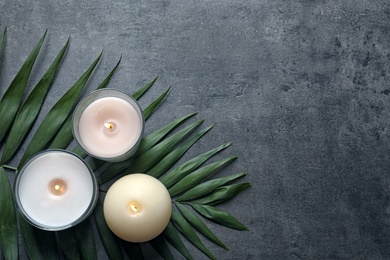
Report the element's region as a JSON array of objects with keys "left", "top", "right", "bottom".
[
  {"left": 190, "top": 204, "right": 249, "bottom": 231},
  {"left": 150, "top": 235, "right": 175, "bottom": 260},
  {"left": 58, "top": 229, "right": 81, "bottom": 260},
  {"left": 74, "top": 219, "right": 97, "bottom": 260},
  {"left": 49, "top": 57, "right": 120, "bottom": 150},
  {"left": 0, "top": 31, "right": 46, "bottom": 142},
  {"left": 169, "top": 156, "right": 238, "bottom": 197},
  {"left": 191, "top": 183, "right": 252, "bottom": 206},
  {"left": 97, "top": 113, "right": 198, "bottom": 184},
  {"left": 96, "top": 57, "right": 121, "bottom": 90},
  {"left": 148, "top": 124, "right": 214, "bottom": 178},
  {"left": 17, "top": 213, "right": 43, "bottom": 260},
  {"left": 171, "top": 209, "right": 216, "bottom": 260},
  {"left": 0, "top": 30, "right": 252, "bottom": 260},
  {"left": 122, "top": 241, "right": 144, "bottom": 260},
  {"left": 163, "top": 222, "right": 193, "bottom": 260},
  {"left": 132, "top": 76, "right": 158, "bottom": 100},
  {"left": 138, "top": 112, "right": 197, "bottom": 154},
  {"left": 0, "top": 167, "right": 18, "bottom": 260},
  {"left": 19, "top": 52, "right": 102, "bottom": 167},
  {"left": 177, "top": 172, "right": 246, "bottom": 202},
  {"left": 160, "top": 142, "right": 231, "bottom": 189},
  {"left": 175, "top": 202, "right": 229, "bottom": 250},
  {"left": 35, "top": 229, "right": 60, "bottom": 260},
  {"left": 125, "top": 119, "right": 204, "bottom": 174},
  {"left": 1, "top": 38, "right": 69, "bottom": 164},
  {"left": 48, "top": 115, "right": 73, "bottom": 149},
  {"left": 143, "top": 87, "right": 170, "bottom": 120},
  {"left": 93, "top": 200, "right": 124, "bottom": 260}
]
